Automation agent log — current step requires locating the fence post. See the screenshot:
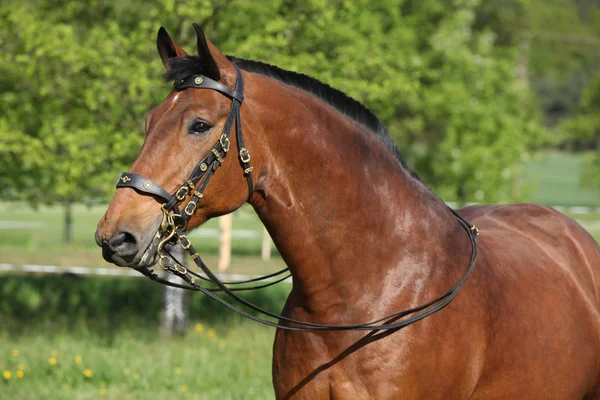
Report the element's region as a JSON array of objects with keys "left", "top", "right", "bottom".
[
  {"left": 218, "top": 214, "right": 232, "bottom": 272},
  {"left": 160, "top": 244, "right": 188, "bottom": 336},
  {"left": 261, "top": 227, "right": 272, "bottom": 261}
]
